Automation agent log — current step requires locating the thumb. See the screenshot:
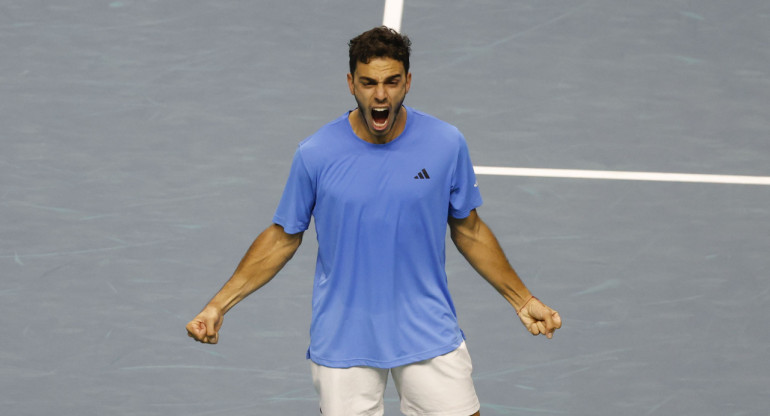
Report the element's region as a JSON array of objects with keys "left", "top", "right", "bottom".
[
  {"left": 542, "top": 309, "right": 556, "bottom": 339},
  {"left": 186, "top": 311, "right": 221, "bottom": 344},
  {"left": 205, "top": 319, "right": 220, "bottom": 343},
  {"left": 186, "top": 319, "right": 206, "bottom": 340}
]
